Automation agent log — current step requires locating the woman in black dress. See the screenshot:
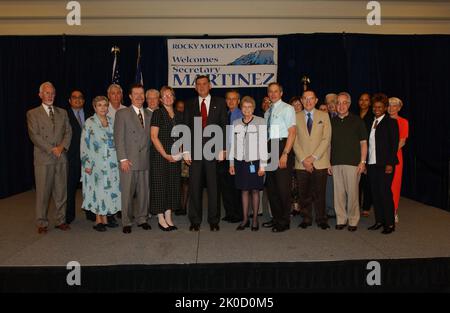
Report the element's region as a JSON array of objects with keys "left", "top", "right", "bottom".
[{"left": 150, "top": 86, "right": 181, "bottom": 231}]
